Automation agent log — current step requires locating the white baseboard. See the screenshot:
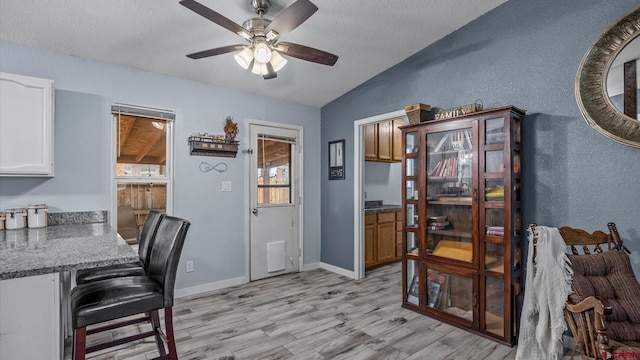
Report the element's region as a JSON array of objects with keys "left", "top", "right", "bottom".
[
  {"left": 174, "top": 263, "right": 354, "bottom": 298},
  {"left": 319, "top": 262, "right": 356, "bottom": 279},
  {"left": 303, "top": 262, "right": 320, "bottom": 271},
  {"left": 174, "top": 276, "right": 247, "bottom": 298}
]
